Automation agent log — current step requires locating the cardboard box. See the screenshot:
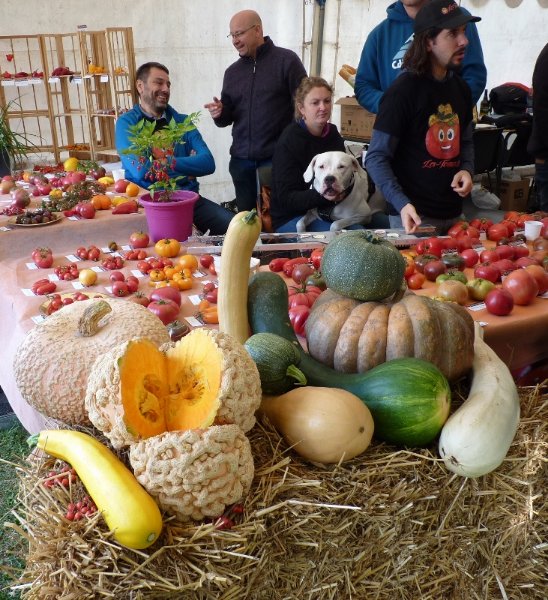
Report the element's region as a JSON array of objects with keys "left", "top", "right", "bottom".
[
  {"left": 336, "top": 97, "right": 376, "bottom": 141},
  {"left": 482, "top": 175, "right": 531, "bottom": 212}
]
